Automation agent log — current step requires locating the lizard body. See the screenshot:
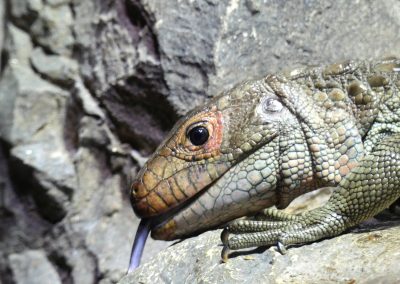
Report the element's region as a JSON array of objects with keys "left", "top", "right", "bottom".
[{"left": 129, "top": 58, "right": 400, "bottom": 269}]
